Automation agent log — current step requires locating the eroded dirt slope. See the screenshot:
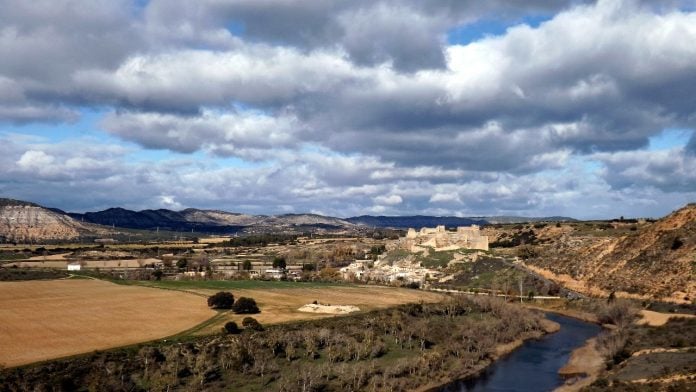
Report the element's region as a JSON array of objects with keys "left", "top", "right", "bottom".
[
  {"left": 528, "top": 204, "right": 695, "bottom": 301},
  {"left": 0, "top": 199, "right": 111, "bottom": 242}
]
